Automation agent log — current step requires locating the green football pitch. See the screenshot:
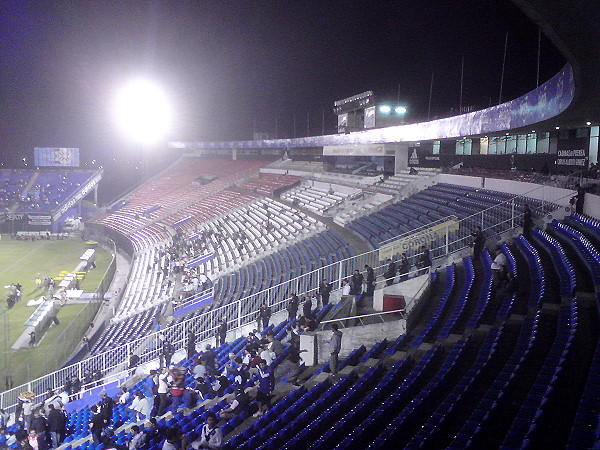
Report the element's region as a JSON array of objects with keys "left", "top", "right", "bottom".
[{"left": 0, "top": 236, "right": 112, "bottom": 388}]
